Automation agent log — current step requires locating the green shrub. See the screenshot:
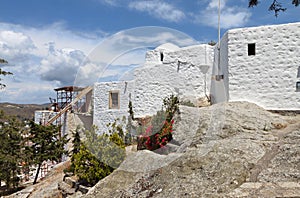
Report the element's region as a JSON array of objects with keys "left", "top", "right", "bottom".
[
  {"left": 73, "top": 145, "right": 112, "bottom": 186},
  {"left": 70, "top": 125, "right": 126, "bottom": 186}
]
